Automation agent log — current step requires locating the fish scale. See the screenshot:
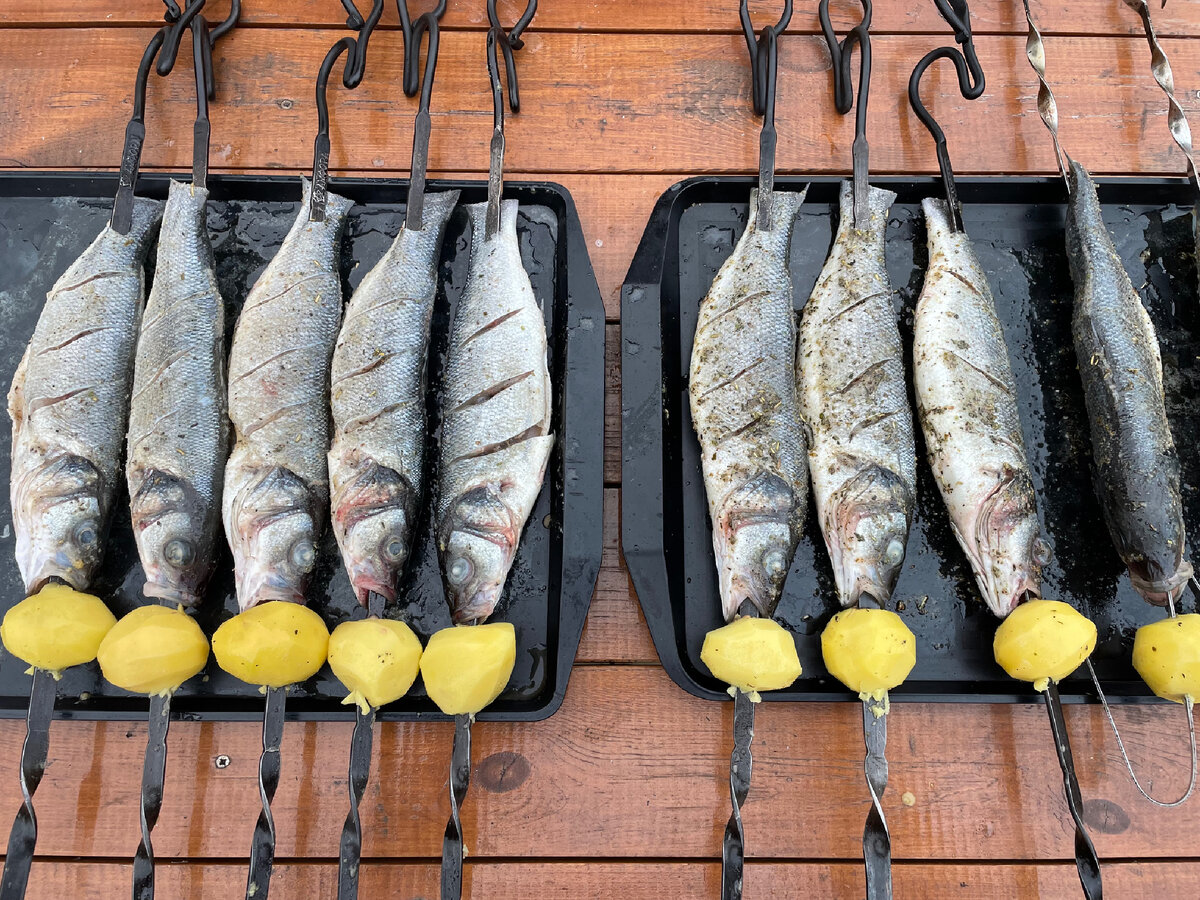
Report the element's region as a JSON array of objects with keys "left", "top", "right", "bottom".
[
  {"left": 8, "top": 197, "right": 162, "bottom": 594},
  {"left": 126, "top": 180, "right": 227, "bottom": 607},
  {"left": 798, "top": 182, "right": 916, "bottom": 609}
]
